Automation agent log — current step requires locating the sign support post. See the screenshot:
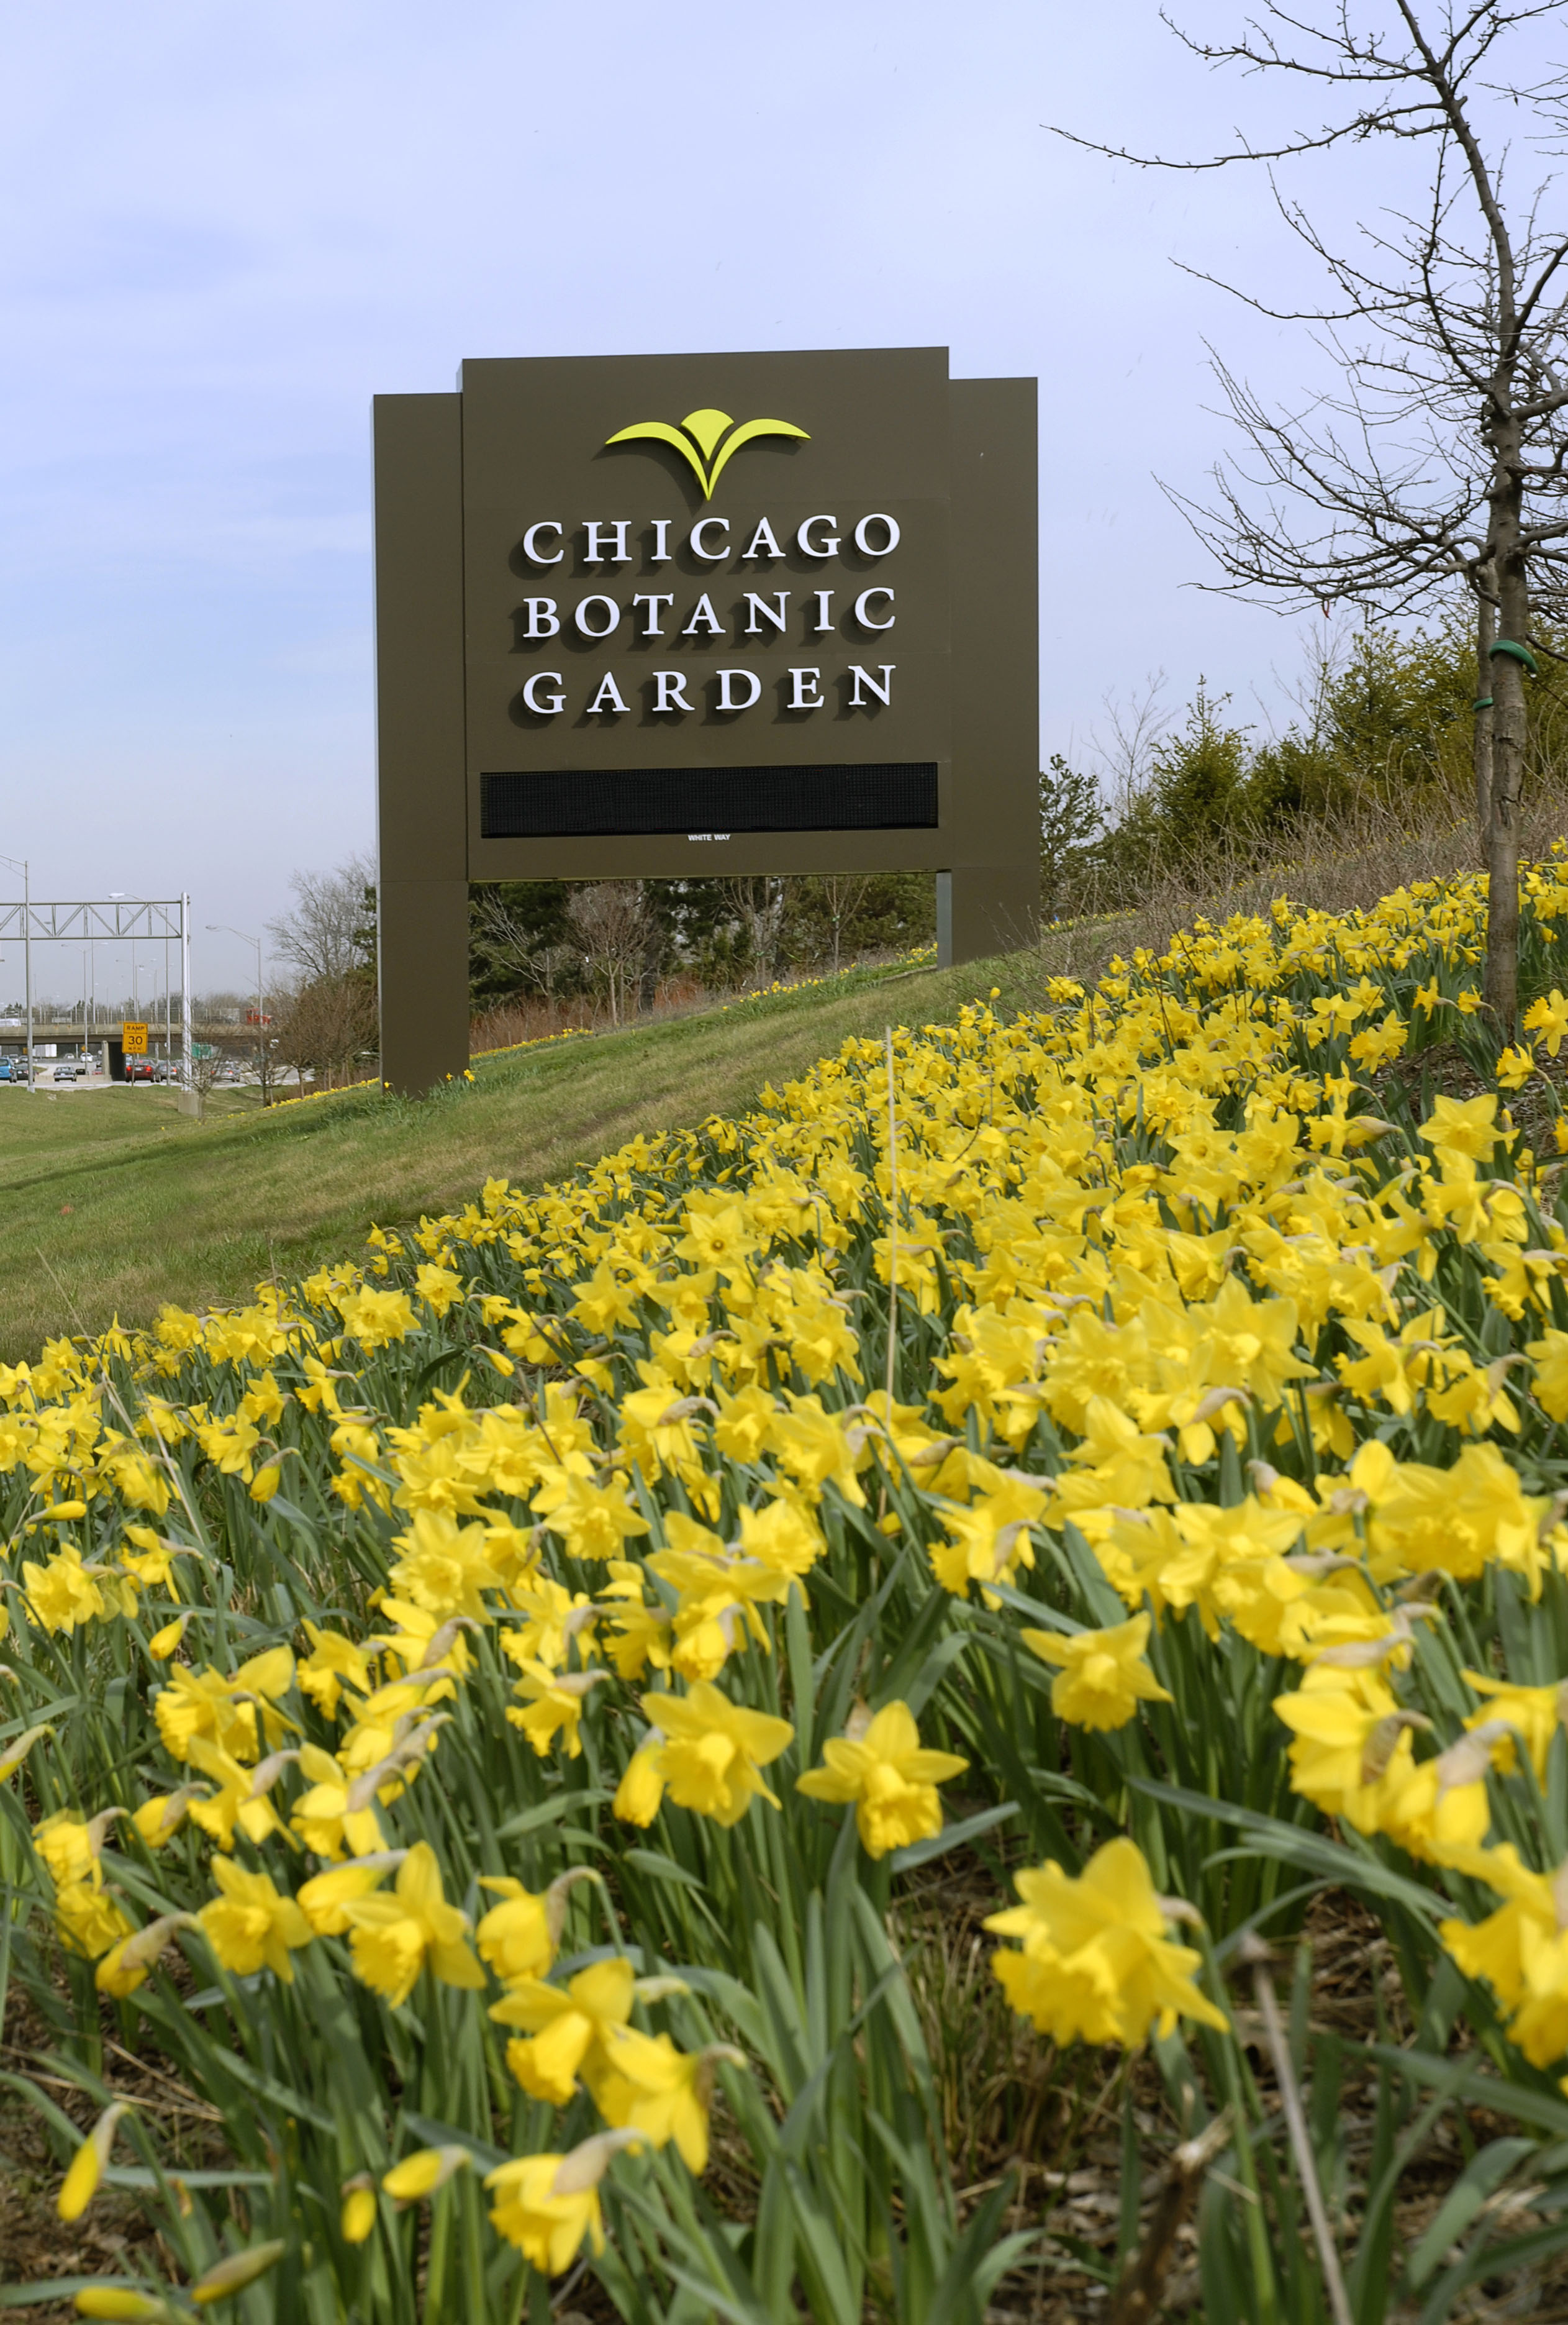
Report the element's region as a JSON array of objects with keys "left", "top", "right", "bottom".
[{"left": 374, "top": 395, "right": 471, "bottom": 1099}]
